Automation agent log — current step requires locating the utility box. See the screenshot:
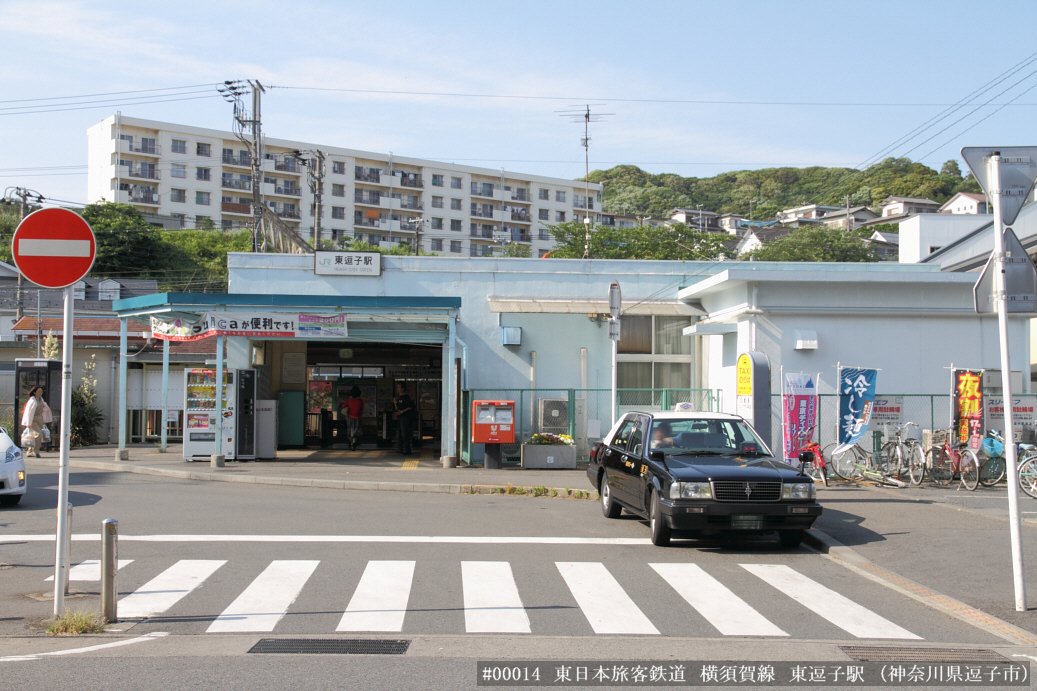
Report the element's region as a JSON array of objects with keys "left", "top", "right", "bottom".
[{"left": 472, "top": 400, "right": 516, "bottom": 444}]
